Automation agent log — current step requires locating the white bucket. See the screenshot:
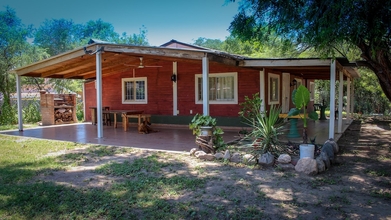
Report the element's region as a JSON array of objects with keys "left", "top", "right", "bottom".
[{"left": 299, "top": 144, "right": 315, "bottom": 159}]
